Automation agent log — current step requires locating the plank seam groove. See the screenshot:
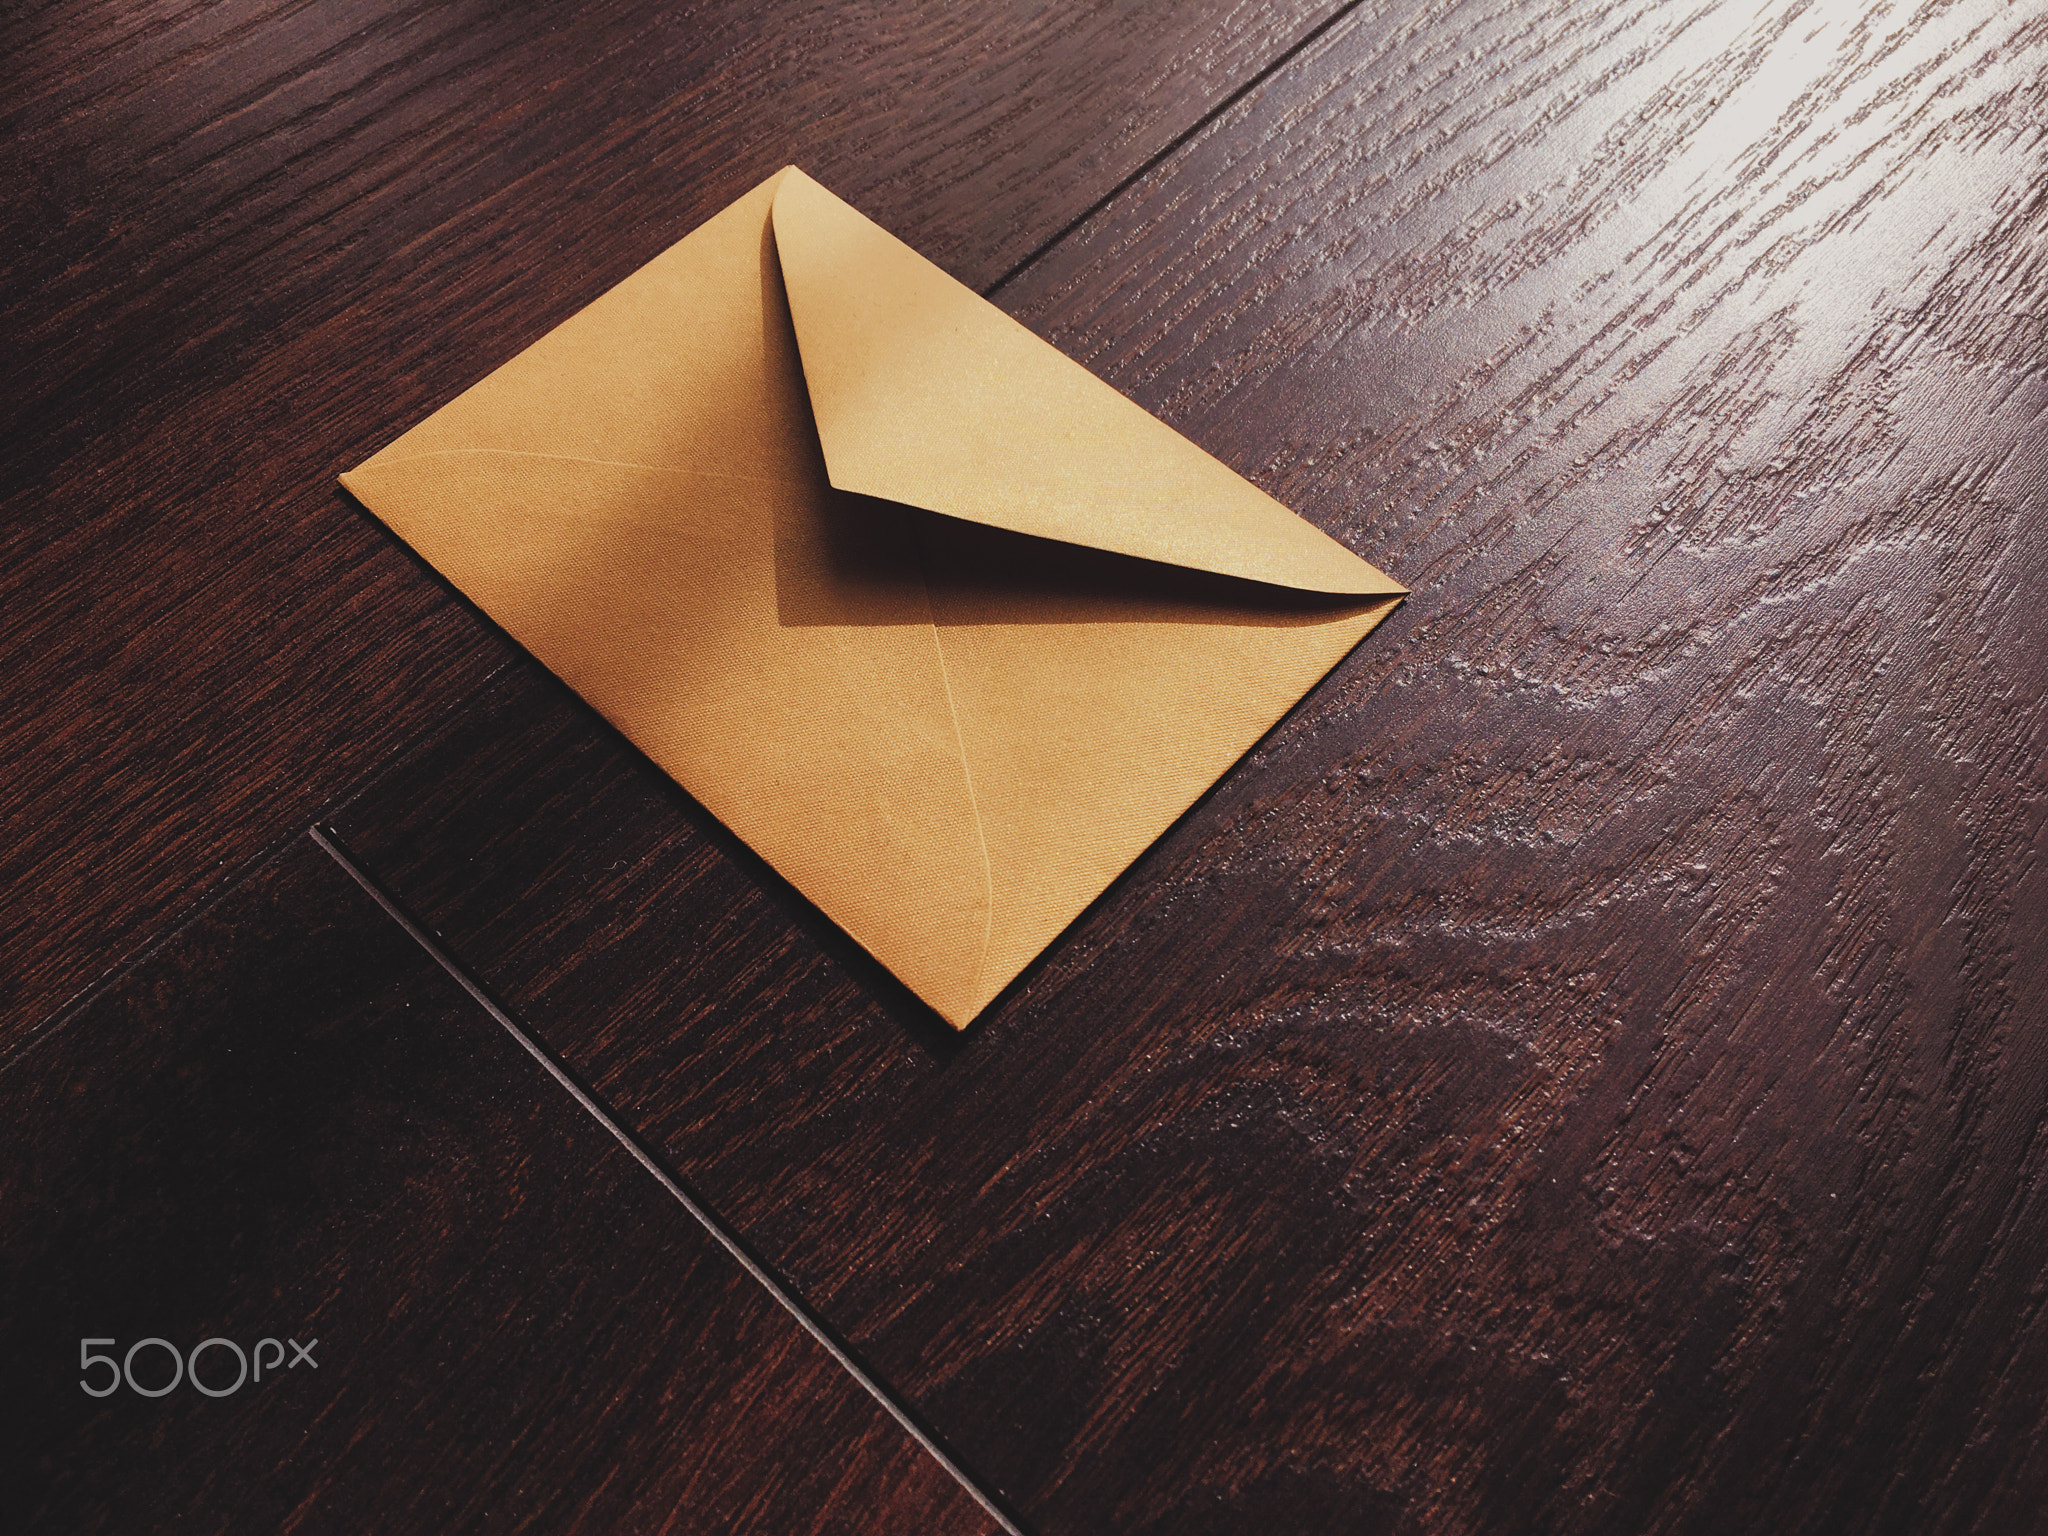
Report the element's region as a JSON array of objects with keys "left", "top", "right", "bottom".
[
  {"left": 981, "top": 0, "right": 1370, "bottom": 298},
  {"left": 308, "top": 822, "right": 1031, "bottom": 1536},
  {"left": 0, "top": 657, "right": 522, "bottom": 1080}
]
